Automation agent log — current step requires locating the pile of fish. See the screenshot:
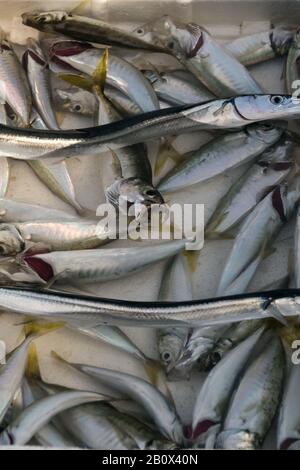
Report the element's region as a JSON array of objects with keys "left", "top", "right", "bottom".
[{"left": 0, "top": 6, "right": 299, "bottom": 449}]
